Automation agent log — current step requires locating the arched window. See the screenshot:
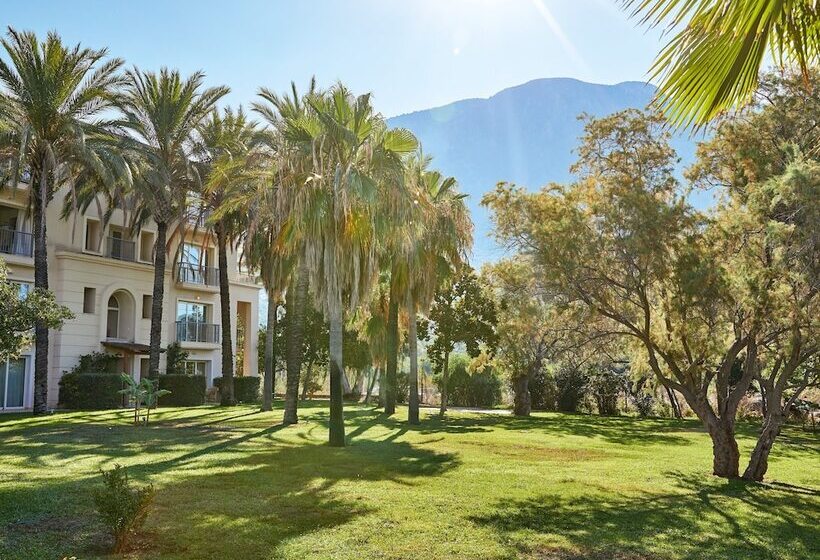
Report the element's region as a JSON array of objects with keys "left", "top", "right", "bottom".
[{"left": 106, "top": 295, "right": 120, "bottom": 338}]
